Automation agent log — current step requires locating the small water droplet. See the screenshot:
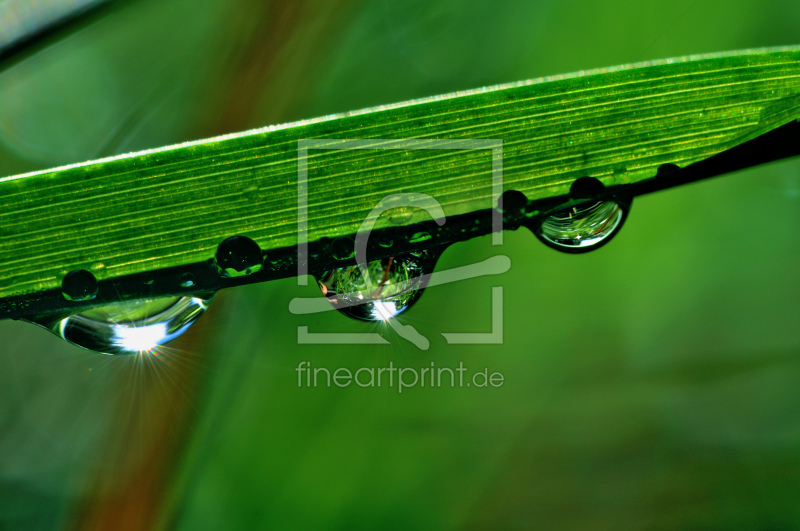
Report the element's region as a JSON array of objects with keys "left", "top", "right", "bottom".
[
  {"left": 656, "top": 163, "right": 680, "bottom": 177},
  {"left": 242, "top": 184, "right": 260, "bottom": 200},
  {"left": 316, "top": 250, "right": 434, "bottom": 322},
  {"left": 387, "top": 206, "right": 414, "bottom": 225},
  {"left": 331, "top": 237, "right": 355, "bottom": 260},
  {"left": 24, "top": 294, "right": 213, "bottom": 355},
  {"left": 179, "top": 272, "right": 195, "bottom": 288},
  {"left": 408, "top": 231, "right": 432, "bottom": 244},
  {"left": 535, "top": 199, "right": 628, "bottom": 252},
  {"left": 497, "top": 190, "right": 527, "bottom": 212},
  {"left": 215, "top": 236, "right": 263, "bottom": 278},
  {"left": 61, "top": 269, "right": 98, "bottom": 301}
]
